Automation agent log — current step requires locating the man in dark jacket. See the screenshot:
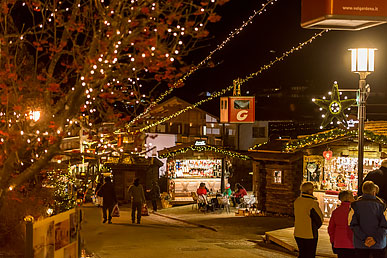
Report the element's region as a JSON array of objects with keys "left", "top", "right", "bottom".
[
  {"left": 97, "top": 177, "right": 117, "bottom": 224},
  {"left": 149, "top": 180, "right": 160, "bottom": 212},
  {"left": 349, "top": 181, "right": 387, "bottom": 258},
  {"left": 360, "top": 159, "right": 387, "bottom": 202}
]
